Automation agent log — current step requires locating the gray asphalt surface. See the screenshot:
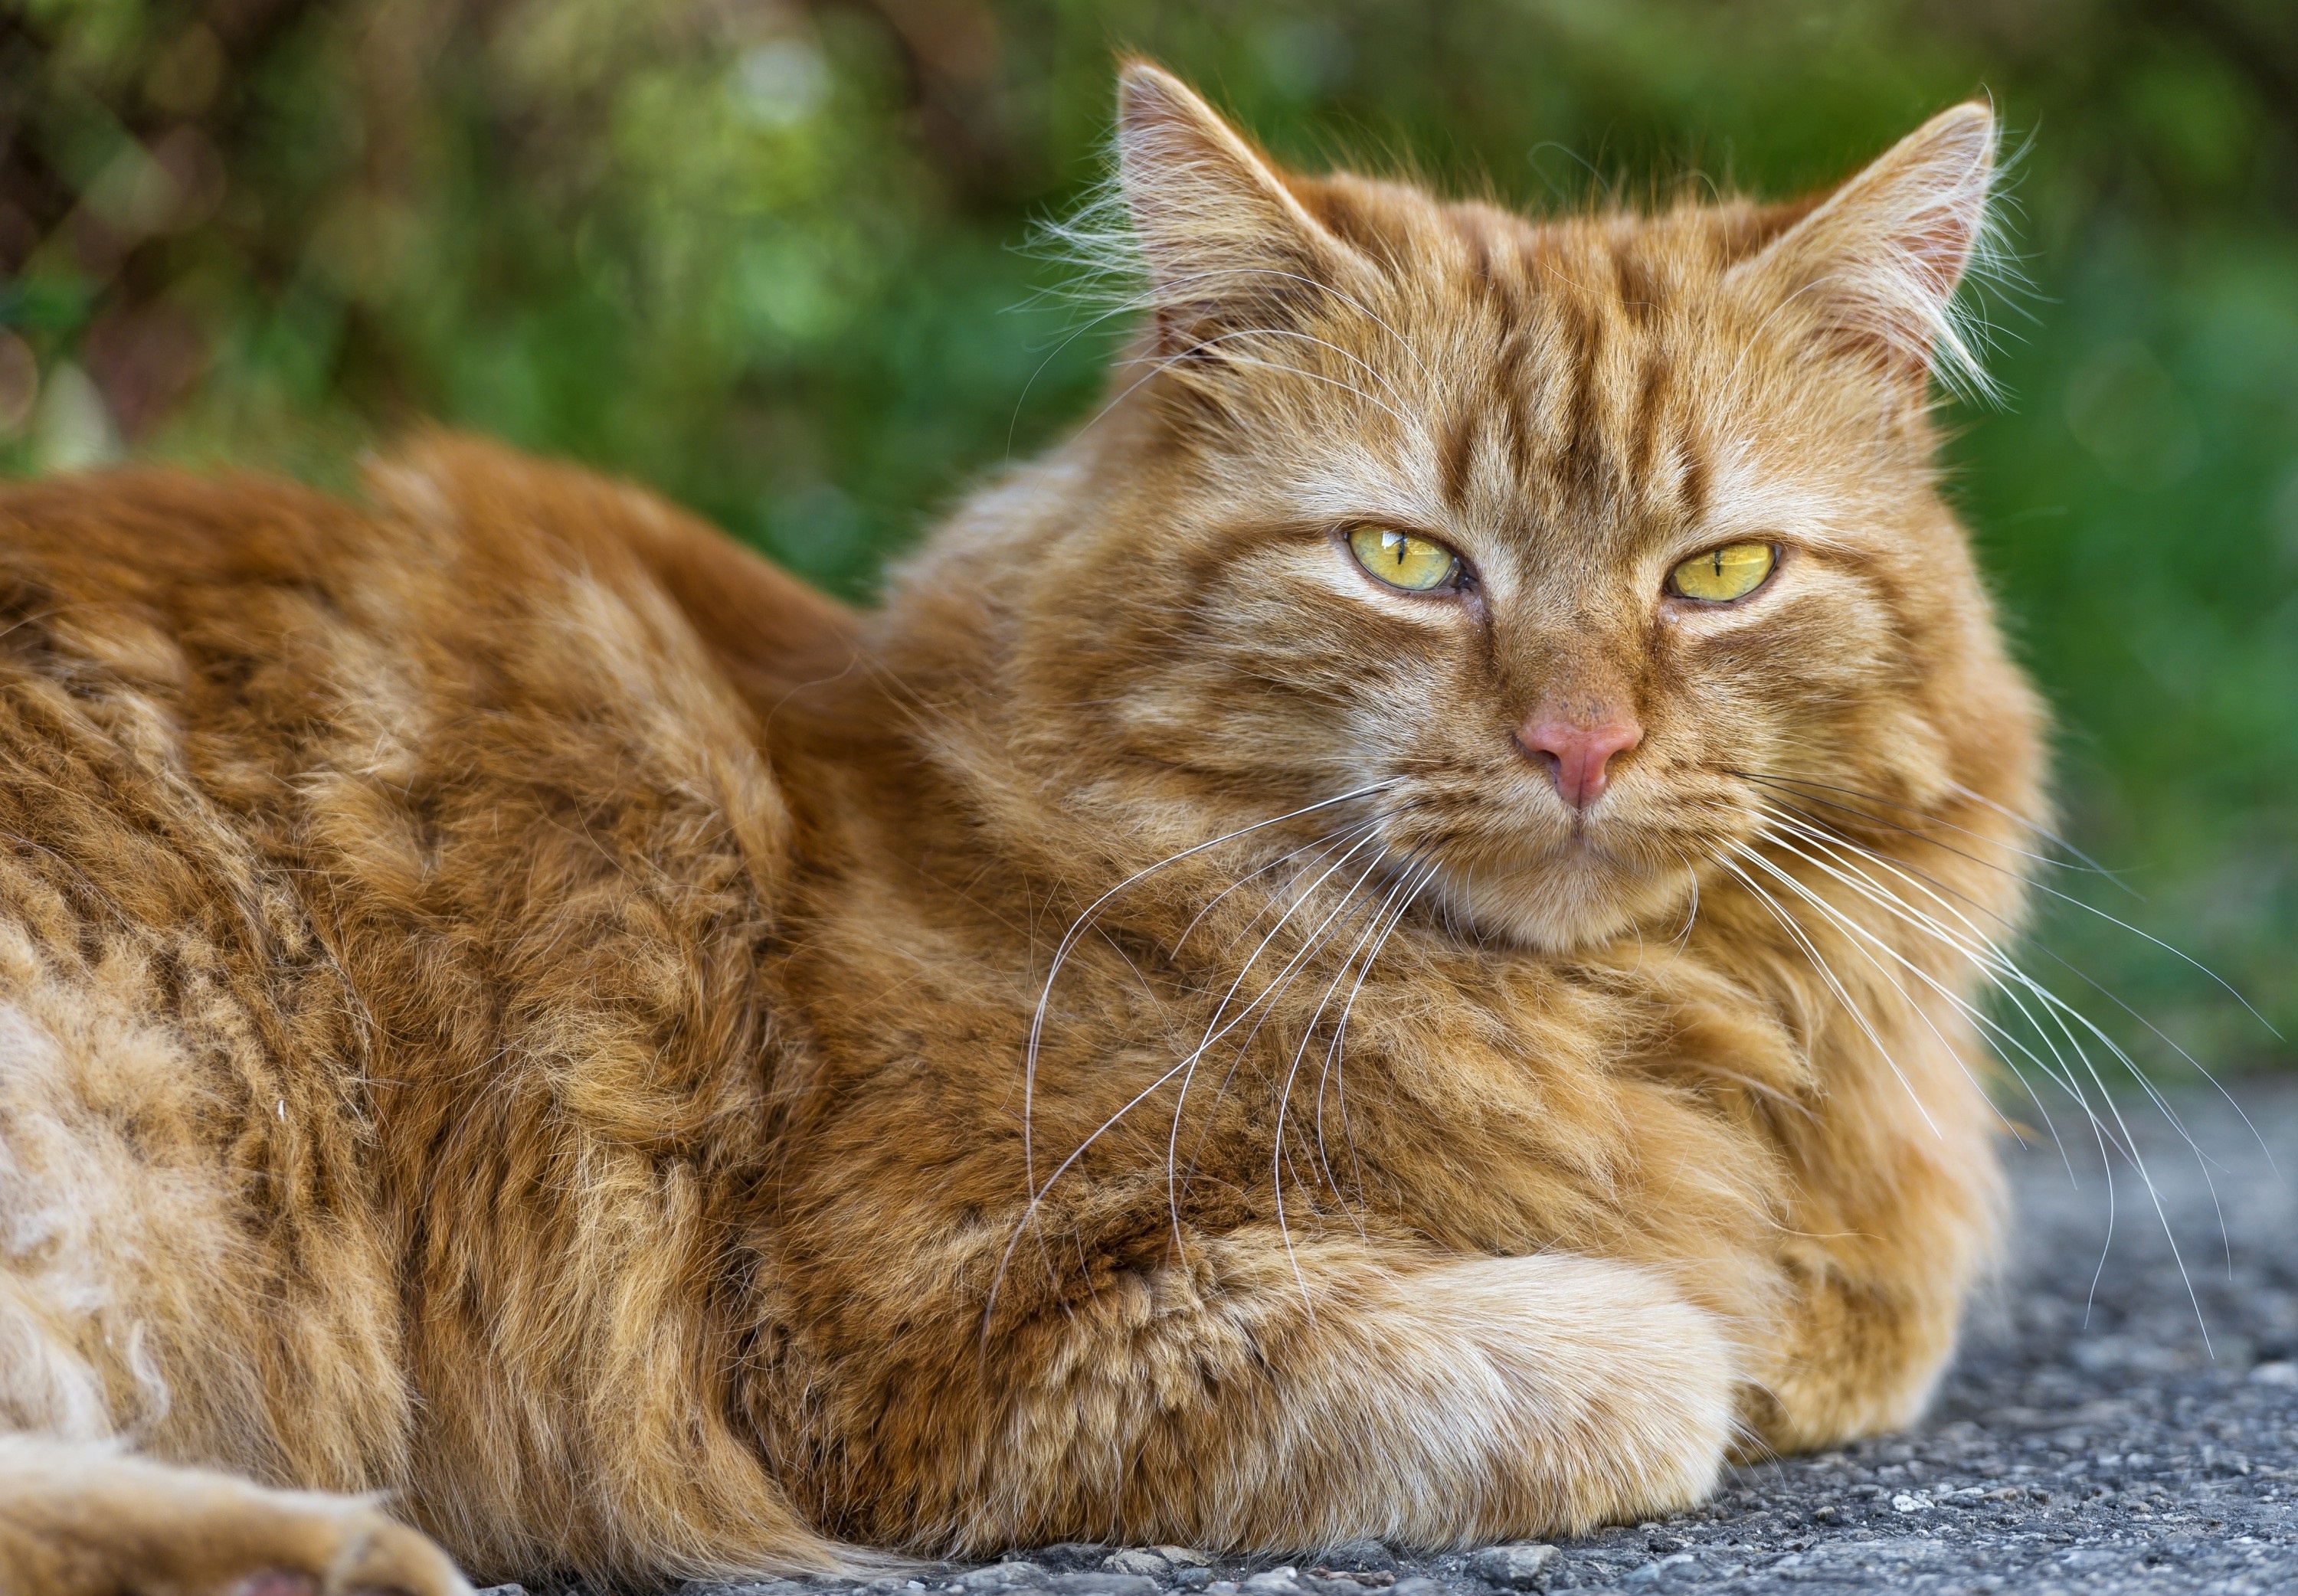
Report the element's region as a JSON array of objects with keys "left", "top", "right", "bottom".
[{"left": 637, "top": 1075, "right": 2298, "bottom": 1596}]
